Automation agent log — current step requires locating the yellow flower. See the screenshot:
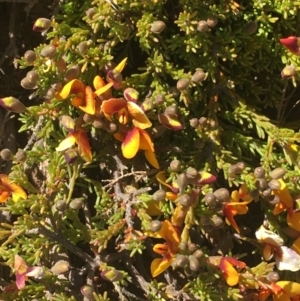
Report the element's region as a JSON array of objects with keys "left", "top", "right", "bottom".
[{"left": 0, "top": 174, "right": 27, "bottom": 203}]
